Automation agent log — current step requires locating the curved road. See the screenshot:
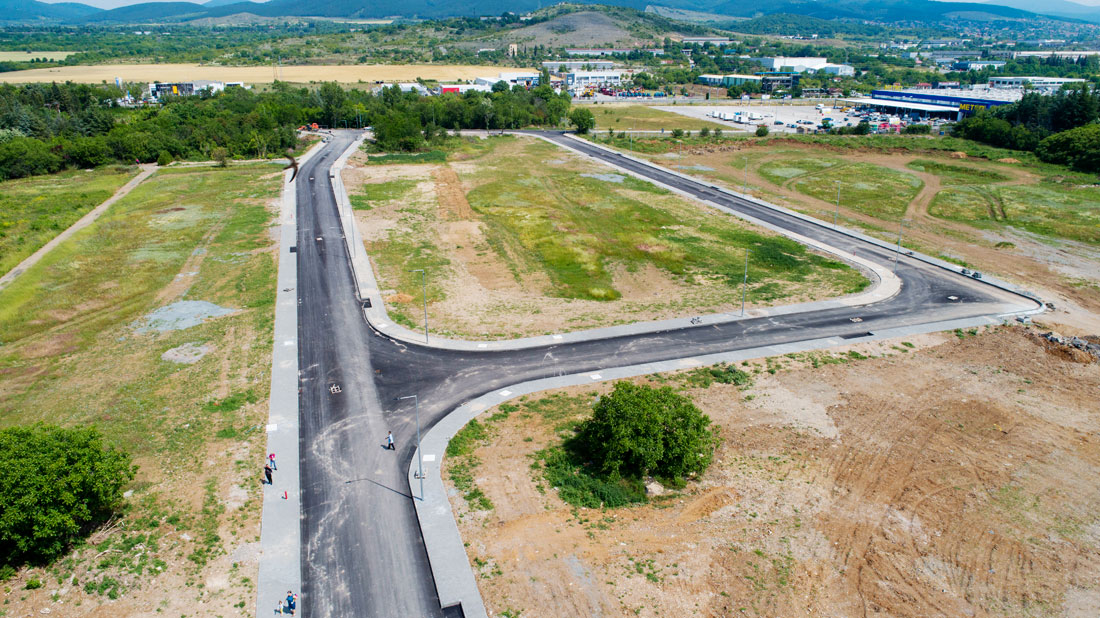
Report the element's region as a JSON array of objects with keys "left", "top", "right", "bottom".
[{"left": 295, "top": 131, "right": 1038, "bottom": 617}]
